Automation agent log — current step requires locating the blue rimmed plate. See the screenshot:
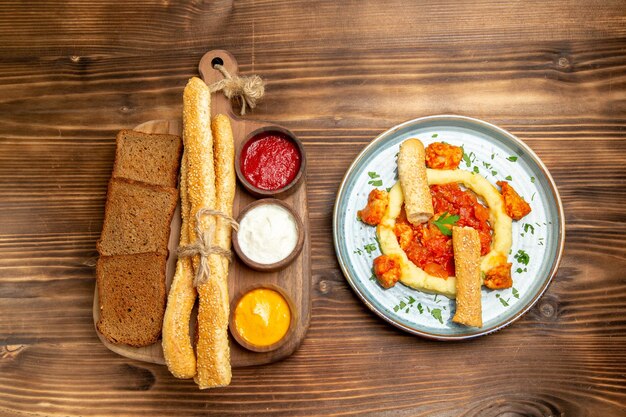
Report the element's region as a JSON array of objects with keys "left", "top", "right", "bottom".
[{"left": 333, "top": 115, "right": 564, "bottom": 340}]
